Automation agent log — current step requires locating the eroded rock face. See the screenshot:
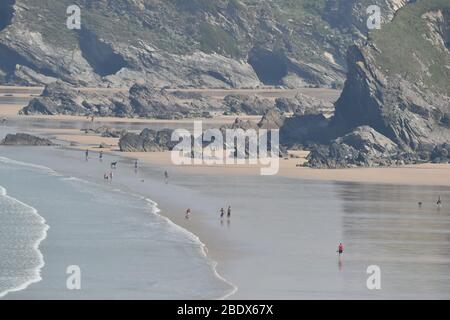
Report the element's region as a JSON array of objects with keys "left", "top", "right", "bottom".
[
  {"left": 20, "top": 82, "right": 211, "bottom": 119},
  {"left": 0, "top": 0, "right": 357, "bottom": 87},
  {"left": 307, "top": 126, "right": 400, "bottom": 168},
  {"left": 324, "top": 0, "right": 412, "bottom": 38},
  {"left": 20, "top": 81, "right": 127, "bottom": 116},
  {"left": 275, "top": 92, "right": 334, "bottom": 116},
  {"left": 119, "top": 129, "right": 176, "bottom": 152},
  {"left": 332, "top": 2, "right": 450, "bottom": 152},
  {"left": 0, "top": 133, "right": 54, "bottom": 146},
  {"left": 307, "top": 1, "right": 450, "bottom": 167},
  {"left": 223, "top": 95, "right": 273, "bottom": 115}
]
